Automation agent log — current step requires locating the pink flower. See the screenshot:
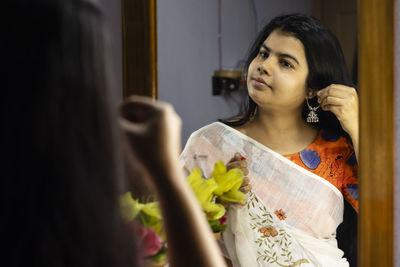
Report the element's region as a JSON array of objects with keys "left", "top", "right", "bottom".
[
  {"left": 219, "top": 214, "right": 227, "bottom": 225},
  {"left": 137, "top": 224, "right": 163, "bottom": 256}
]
